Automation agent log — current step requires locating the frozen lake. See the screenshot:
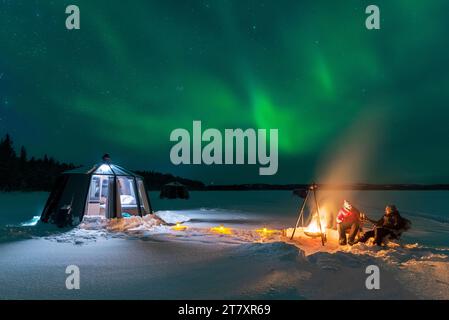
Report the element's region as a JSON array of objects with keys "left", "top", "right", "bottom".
[{"left": 0, "top": 190, "right": 448, "bottom": 299}]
